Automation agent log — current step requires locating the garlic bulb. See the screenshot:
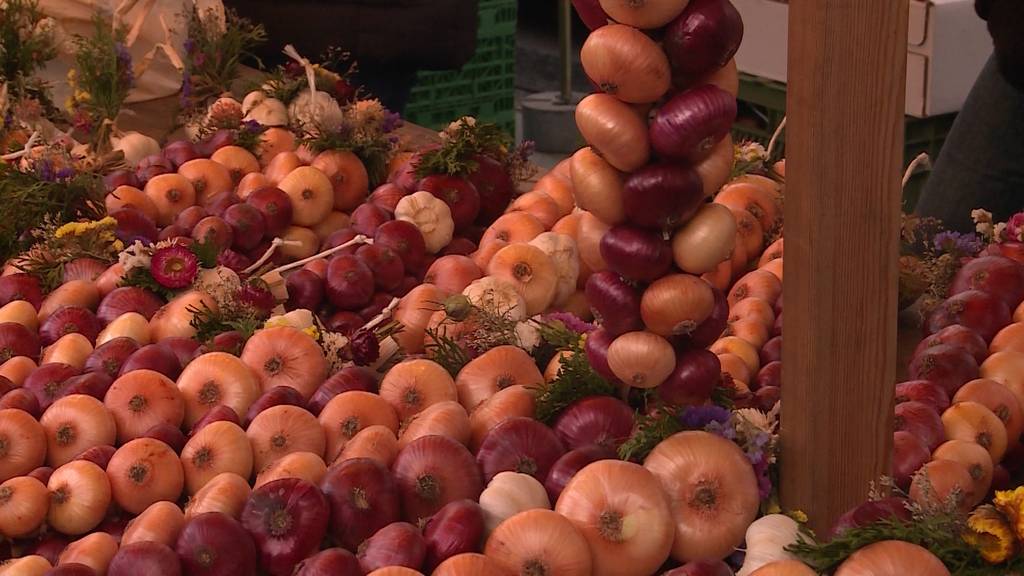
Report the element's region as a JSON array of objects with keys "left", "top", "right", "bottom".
[
  {"left": 737, "top": 514, "right": 803, "bottom": 576},
  {"left": 479, "top": 472, "right": 551, "bottom": 535},
  {"left": 243, "top": 91, "right": 289, "bottom": 127},
  {"left": 395, "top": 191, "right": 455, "bottom": 254},
  {"left": 462, "top": 276, "right": 526, "bottom": 321},
  {"left": 288, "top": 89, "right": 344, "bottom": 134},
  {"left": 206, "top": 96, "right": 243, "bottom": 125},
  {"left": 112, "top": 131, "right": 160, "bottom": 167},
  {"left": 528, "top": 232, "right": 579, "bottom": 307}
]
